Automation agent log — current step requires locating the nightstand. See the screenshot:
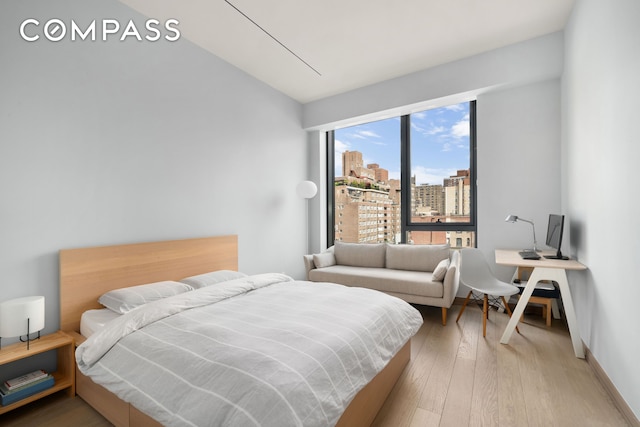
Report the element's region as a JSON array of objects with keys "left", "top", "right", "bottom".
[{"left": 0, "top": 330, "right": 75, "bottom": 414}]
